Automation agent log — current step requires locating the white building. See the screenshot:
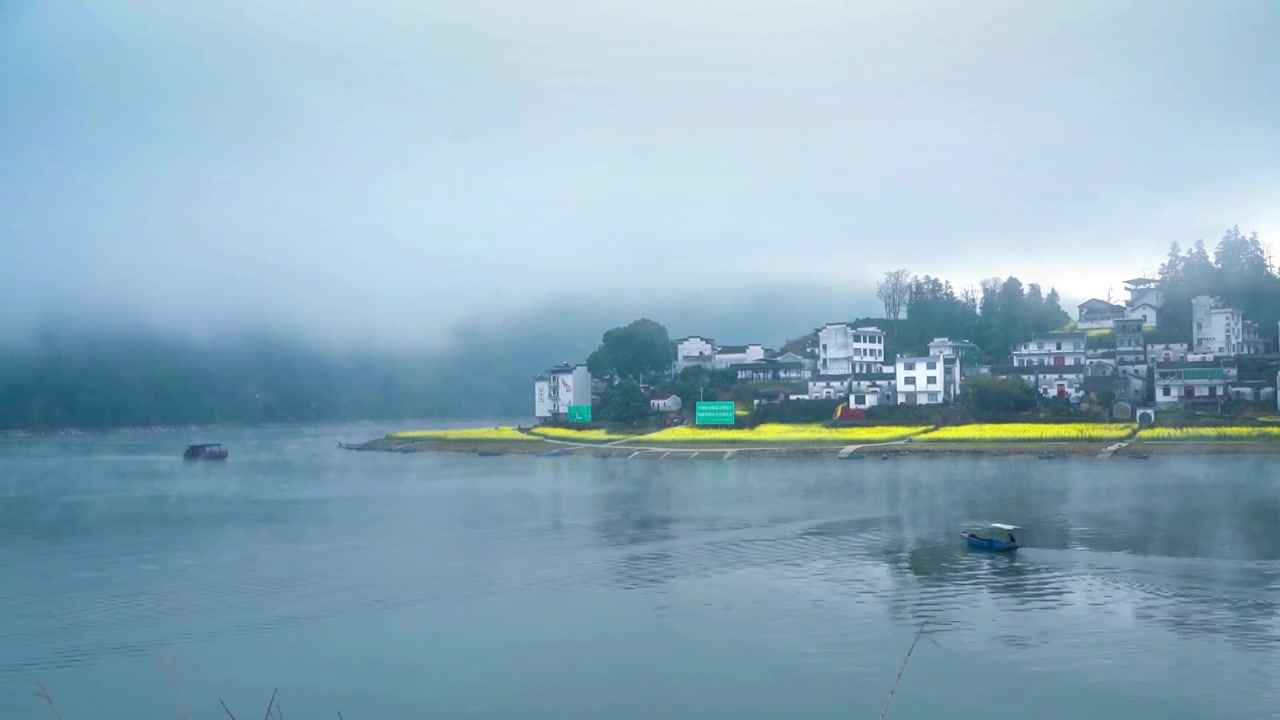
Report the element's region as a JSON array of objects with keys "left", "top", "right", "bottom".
[
  {"left": 1154, "top": 361, "right": 1235, "bottom": 405},
  {"left": 674, "top": 336, "right": 715, "bottom": 372},
  {"left": 775, "top": 351, "right": 817, "bottom": 376},
  {"left": 1192, "top": 295, "right": 1243, "bottom": 357},
  {"left": 926, "top": 337, "right": 978, "bottom": 358},
  {"left": 1010, "top": 365, "right": 1087, "bottom": 400},
  {"left": 1123, "top": 278, "right": 1163, "bottom": 328},
  {"left": 1242, "top": 321, "right": 1269, "bottom": 355},
  {"left": 713, "top": 343, "right": 766, "bottom": 369},
  {"left": 808, "top": 375, "right": 849, "bottom": 400},
  {"left": 1011, "top": 333, "right": 1087, "bottom": 367},
  {"left": 1076, "top": 299, "right": 1127, "bottom": 330},
  {"left": 650, "top": 393, "right": 682, "bottom": 413},
  {"left": 816, "top": 323, "right": 885, "bottom": 376},
  {"left": 535, "top": 363, "right": 593, "bottom": 418},
  {"left": 895, "top": 355, "right": 958, "bottom": 405},
  {"left": 849, "top": 373, "right": 896, "bottom": 409},
  {"left": 1147, "top": 343, "right": 1188, "bottom": 365}
]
